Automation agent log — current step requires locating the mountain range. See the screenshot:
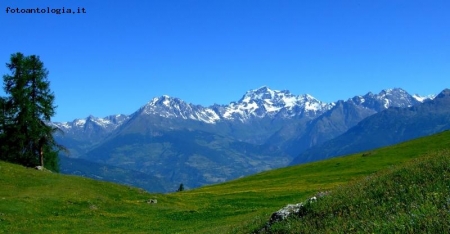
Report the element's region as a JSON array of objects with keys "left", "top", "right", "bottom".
[
  {"left": 53, "top": 86, "right": 443, "bottom": 192},
  {"left": 291, "top": 88, "right": 450, "bottom": 165}
]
